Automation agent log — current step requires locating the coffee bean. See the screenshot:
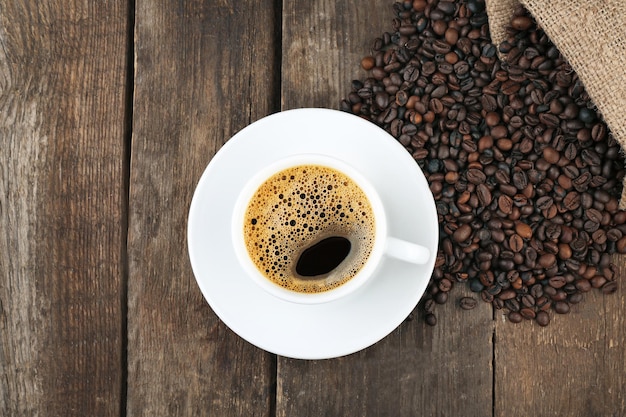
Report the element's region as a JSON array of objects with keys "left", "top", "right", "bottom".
[
  {"left": 563, "top": 191, "right": 581, "bottom": 211},
  {"left": 508, "top": 311, "right": 523, "bottom": 323},
  {"left": 438, "top": 278, "right": 453, "bottom": 292},
  {"left": 548, "top": 275, "right": 567, "bottom": 289},
  {"left": 509, "top": 234, "right": 524, "bottom": 252},
  {"left": 467, "top": 168, "right": 486, "bottom": 184},
  {"left": 575, "top": 279, "right": 592, "bottom": 292},
  {"left": 423, "top": 298, "right": 435, "bottom": 314},
  {"left": 535, "top": 310, "right": 550, "bottom": 326},
  {"left": 511, "top": 168, "right": 530, "bottom": 188},
  {"left": 425, "top": 313, "right": 437, "bottom": 326},
  {"left": 476, "top": 183, "right": 493, "bottom": 206},
  {"left": 498, "top": 195, "right": 513, "bottom": 214},
  {"left": 554, "top": 301, "right": 570, "bottom": 314},
  {"left": 434, "top": 291, "right": 448, "bottom": 304},
  {"left": 539, "top": 253, "right": 557, "bottom": 269},
  {"left": 511, "top": 15, "right": 533, "bottom": 30},
  {"left": 453, "top": 223, "right": 473, "bottom": 243},
  {"left": 568, "top": 292, "right": 583, "bottom": 304},
  {"left": 515, "top": 221, "right": 532, "bottom": 239},
  {"left": 520, "top": 308, "right": 536, "bottom": 320},
  {"left": 459, "top": 297, "right": 478, "bottom": 310}
]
